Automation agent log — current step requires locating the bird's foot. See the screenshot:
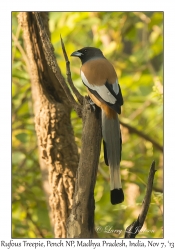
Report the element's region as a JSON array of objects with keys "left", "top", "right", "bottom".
[{"left": 88, "top": 97, "right": 96, "bottom": 111}]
